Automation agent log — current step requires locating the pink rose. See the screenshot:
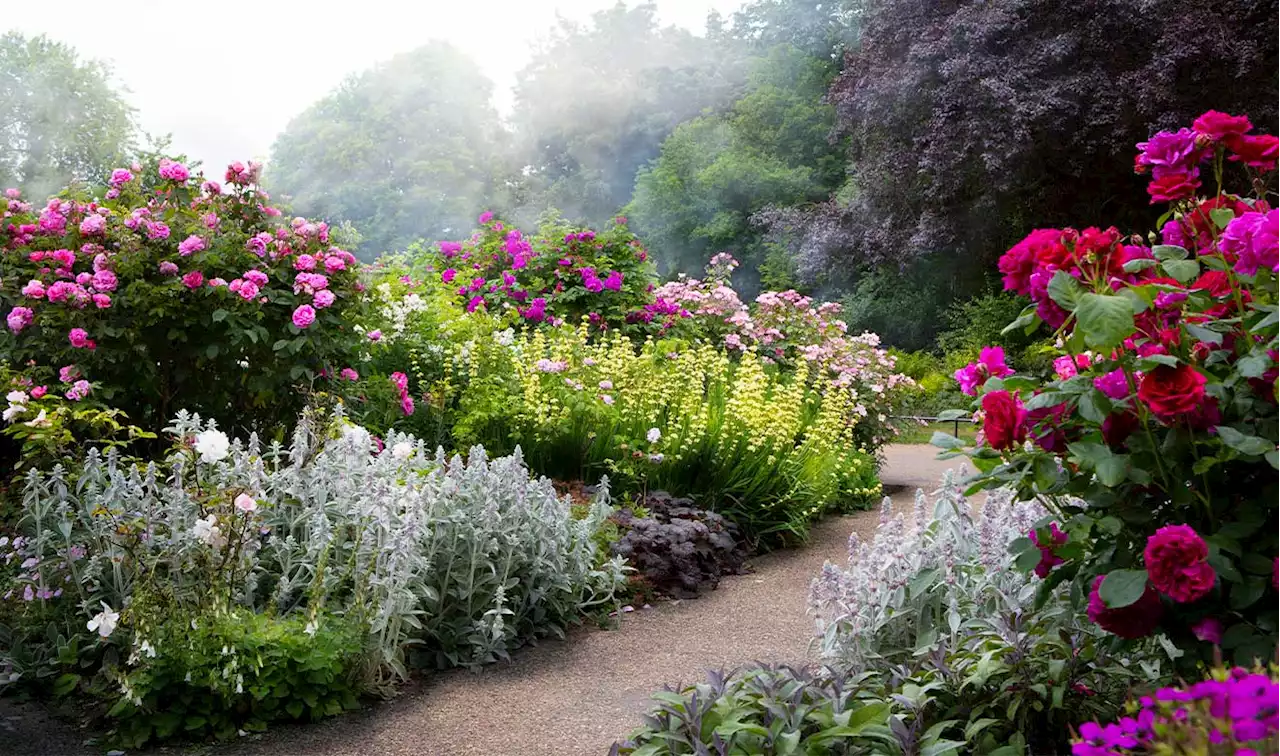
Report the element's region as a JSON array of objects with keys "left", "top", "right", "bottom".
[
  {"left": 109, "top": 168, "right": 133, "bottom": 187},
  {"left": 30, "top": 386, "right": 47, "bottom": 399},
  {"left": 313, "top": 290, "right": 336, "bottom": 308},
  {"left": 182, "top": 271, "right": 204, "bottom": 289},
  {"left": 368, "top": 329, "right": 382, "bottom": 342},
  {"left": 208, "top": 277, "right": 228, "bottom": 288},
  {"left": 294, "top": 254, "right": 316, "bottom": 271},
  {"left": 339, "top": 368, "right": 359, "bottom": 381},
  {"left": 291, "top": 304, "right": 316, "bottom": 329},
  {"left": 6, "top": 306, "right": 34, "bottom": 333},
  {"left": 68, "top": 328, "right": 90, "bottom": 348},
  {"left": 21, "top": 280, "right": 46, "bottom": 299},
  {"left": 158, "top": 261, "right": 180, "bottom": 276},
  {"left": 91, "top": 293, "right": 111, "bottom": 309},
  {"left": 178, "top": 235, "right": 206, "bottom": 256},
  {"left": 158, "top": 159, "right": 189, "bottom": 182},
  {"left": 238, "top": 281, "right": 260, "bottom": 300},
  {"left": 79, "top": 214, "right": 106, "bottom": 236},
  {"left": 243, "top": 270, "right": 268, "bottom": 287}
]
